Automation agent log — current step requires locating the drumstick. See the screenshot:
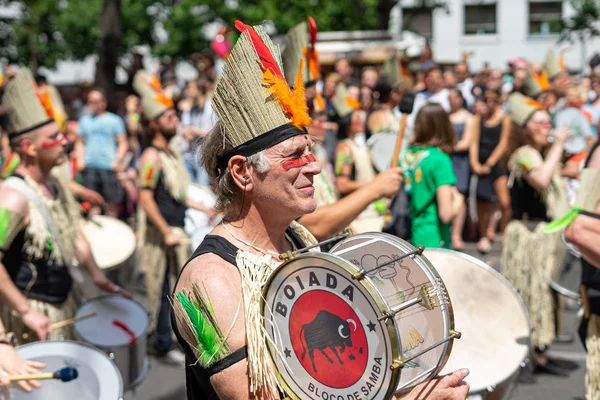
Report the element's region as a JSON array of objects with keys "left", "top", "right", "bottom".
[
  {"left": 389, "top": 92, "right": 415, "bottom": 169},
  {"left": 21, "top": 312, "right": 97, "bottom": 340},
  {"left": 8, "top": 367, "right": 78, "bottom": 383}
]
